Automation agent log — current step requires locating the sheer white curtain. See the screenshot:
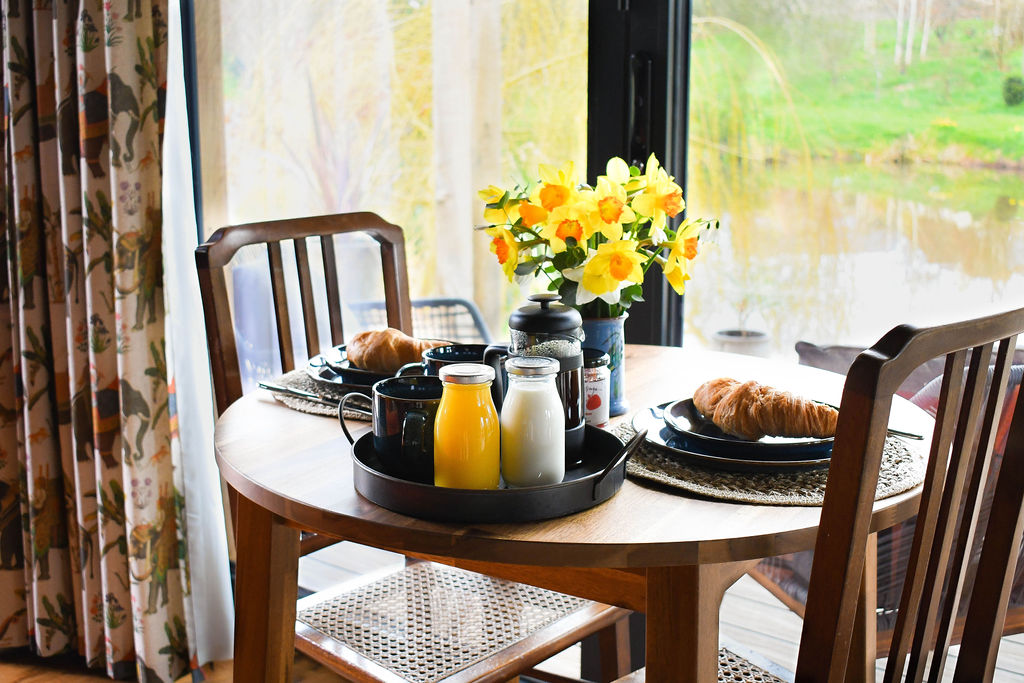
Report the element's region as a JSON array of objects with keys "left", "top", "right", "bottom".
[{"left": 162, "top": 0, "right": 234, "bottom": 664}]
